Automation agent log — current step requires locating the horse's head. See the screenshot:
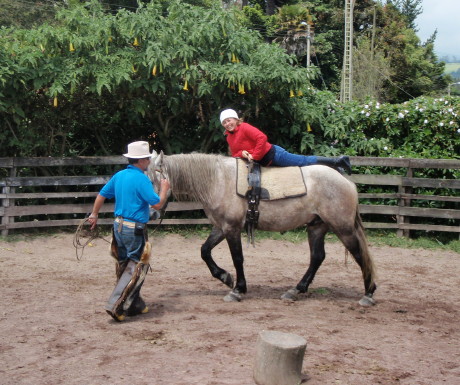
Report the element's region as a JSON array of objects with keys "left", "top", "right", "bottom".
[{"left": 148, "top": 150, "right": 168, "bottom": 194}]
